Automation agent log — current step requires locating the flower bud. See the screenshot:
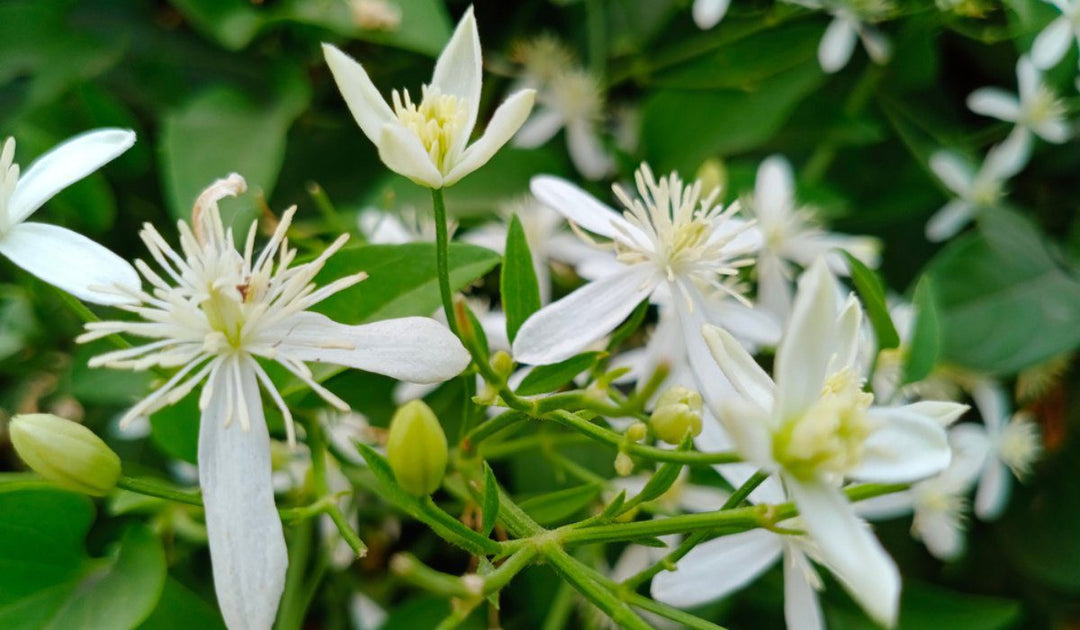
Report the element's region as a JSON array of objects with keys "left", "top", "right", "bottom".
[
  {"left": 491, "top": 351, "right": 514, "bottom": 381},
  {"left": 9, "top": 414, "right": 121, "bottom": 496},
  {"left": 625, "top": 422, "right": 648, "bottom": 443},
  {"left": 614, "top": 451, "right": 634, "bottom": 477},
  {"left": 650, "top": 386, "right": 704, "bottom": 444},
  {"left": 386, "top": 400, "right": 448, "bottom": 496},
  {"left": 696, "top": 158, "right": 727, "bottom": 198}
]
